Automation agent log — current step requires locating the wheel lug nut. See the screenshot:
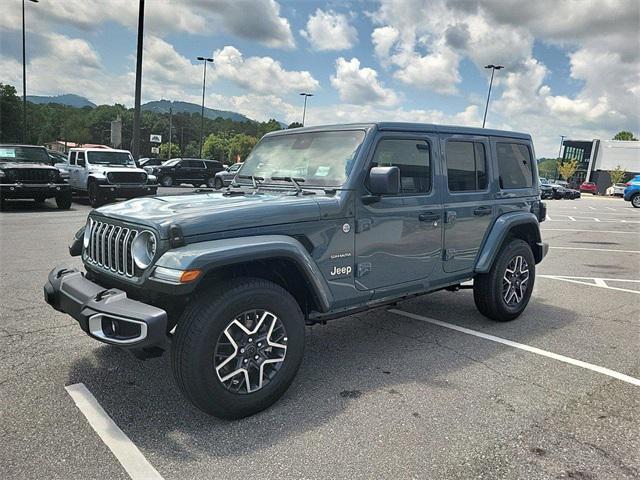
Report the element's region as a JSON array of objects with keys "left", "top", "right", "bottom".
[
  {"left": 257, "top": 342, "right": 262, "bottom": 347},
  {"left": 254, "top": 355, "right": 259, "bottom": 360},
  {"left": 248, "top": 338, "right": 253, "bottom": 343},
  {"left": 283, "top": 337, "right": 288, "bottom": 342},
  {"left": 240, "top": 348, "right": 245, "bottom": 353},
  {"left": 243, "top": 359, "right": 248, "bottom": 364}
]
